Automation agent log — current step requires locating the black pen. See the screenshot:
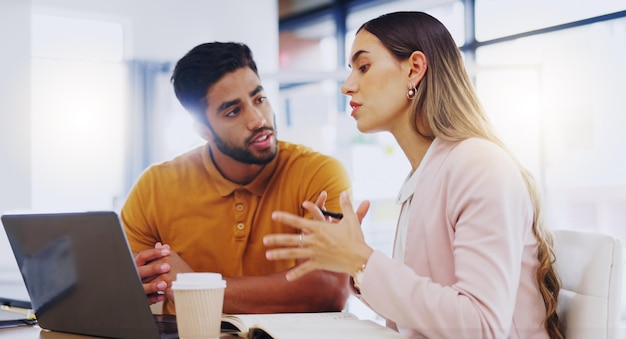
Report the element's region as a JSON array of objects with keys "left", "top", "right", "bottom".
[{"left": 321, "top": 210, "right": 343, "bottom": 219}]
